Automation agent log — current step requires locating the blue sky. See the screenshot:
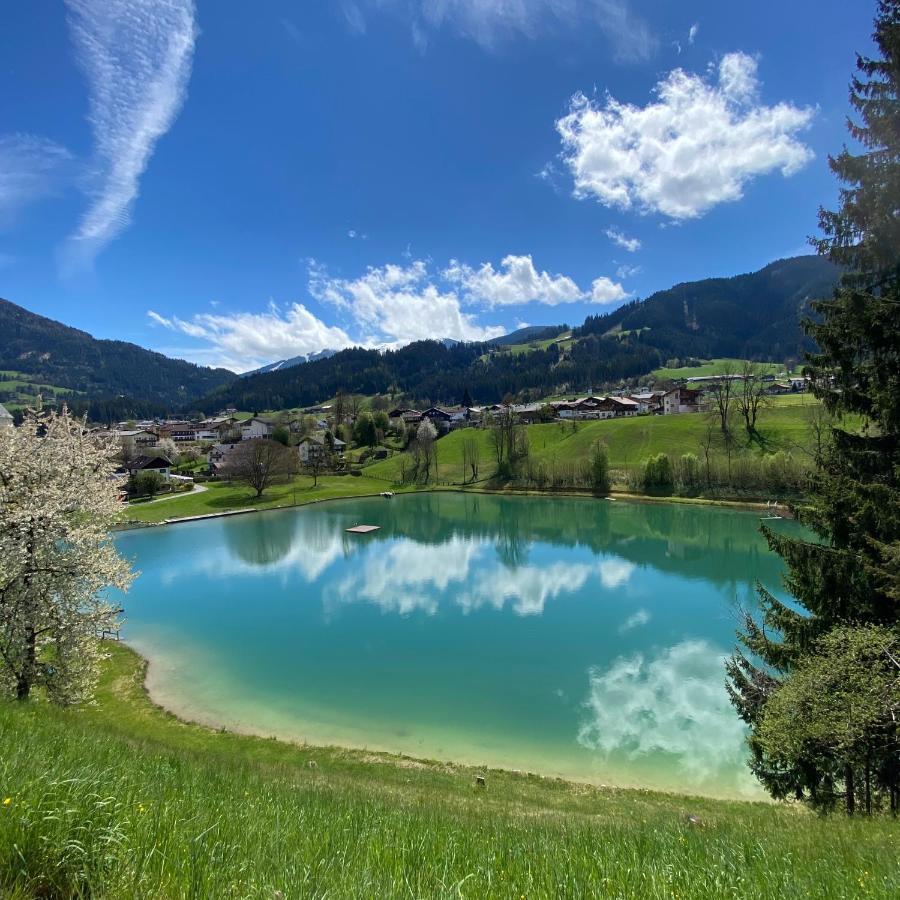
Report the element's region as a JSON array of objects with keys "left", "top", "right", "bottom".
[{"left": 0, "top": 0, "right": 874, "bottom": 372}]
